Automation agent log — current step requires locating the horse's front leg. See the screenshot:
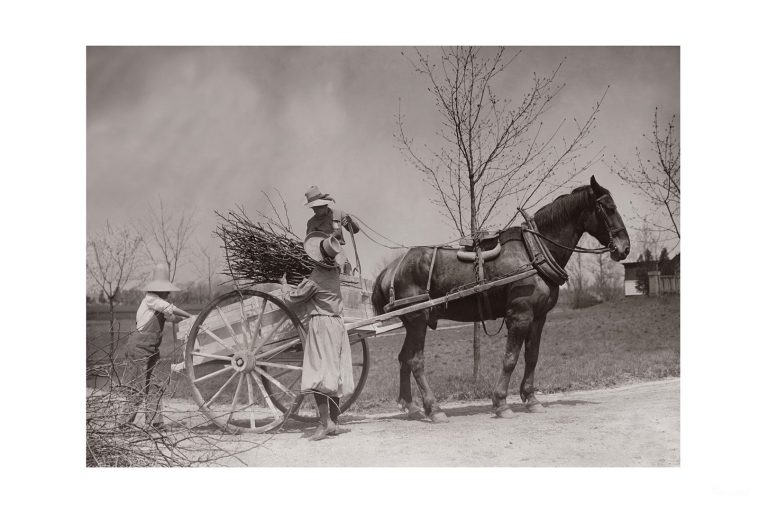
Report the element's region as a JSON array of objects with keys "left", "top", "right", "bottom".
[
  {"left": 520, "top": 314, "right": 547, "bottom": 413},
  {"left": 492, "top": 303, "right": 532, "bottom": 418},
  {"left": 402, "top": 312, "right": 447, "bottom": 423},
  {"left": 397, "top": 335, "right": 422, "bottom": 420}
]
